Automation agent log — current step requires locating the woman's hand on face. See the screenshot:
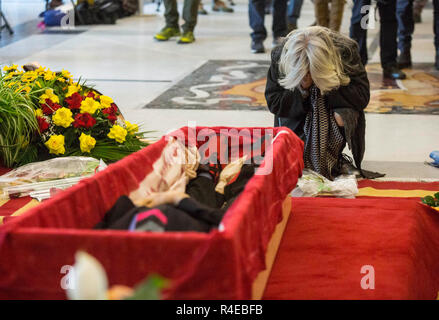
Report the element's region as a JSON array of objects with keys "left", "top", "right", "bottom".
[{"left": 300, "top": 73, "right": 313, "bottom": 90}]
